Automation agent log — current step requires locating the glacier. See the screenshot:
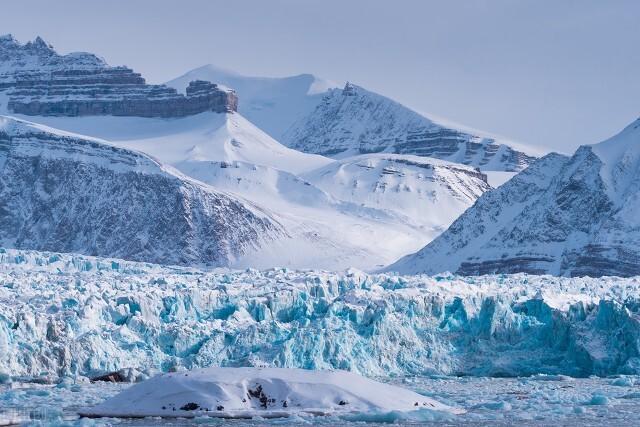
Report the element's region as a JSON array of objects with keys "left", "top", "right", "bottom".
[{"left": 2, "top": 248, "right": 640, "bottom": 383}]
